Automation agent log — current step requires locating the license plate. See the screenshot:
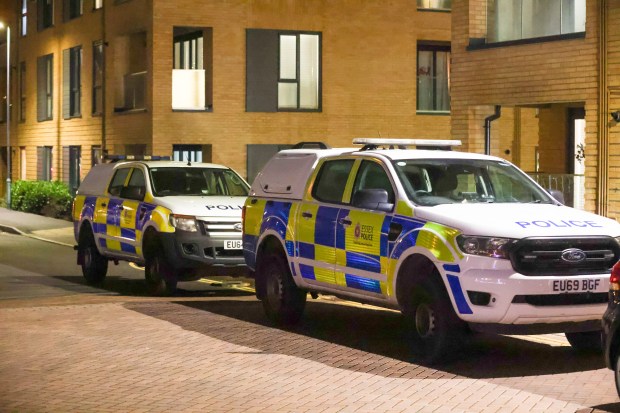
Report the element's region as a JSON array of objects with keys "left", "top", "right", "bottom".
[
  {"left": 224, "top": 240, "right": 242, "bottom": 250},
  {"left": 552, "top": 279, "right": 602, "bottom": 293}
]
